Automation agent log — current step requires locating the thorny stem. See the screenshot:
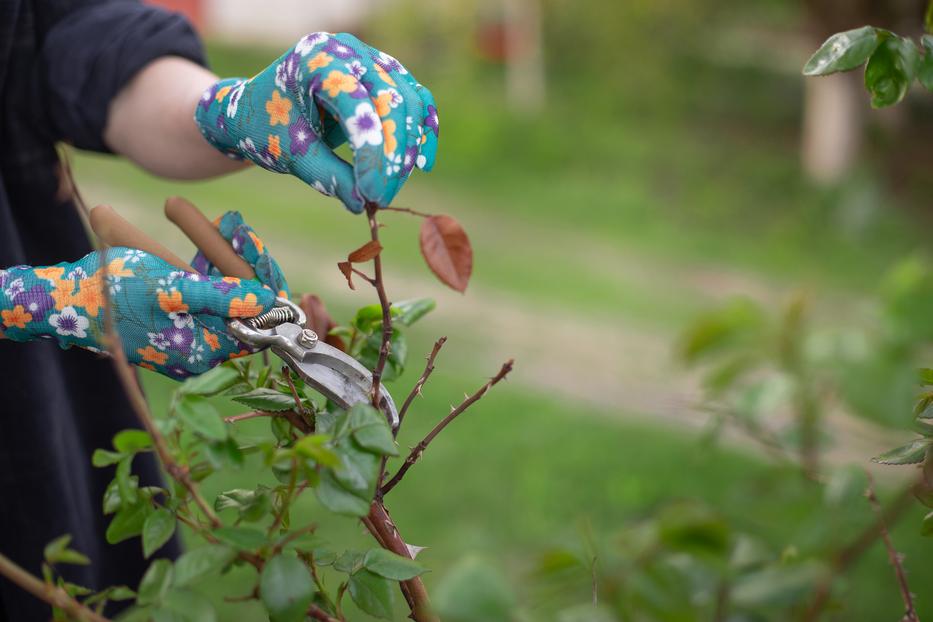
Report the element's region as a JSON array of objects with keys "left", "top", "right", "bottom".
[
  {"left": 365, "top": 203, "right": 393, "bottom": 411},
  {"left": 396, "top": 337, "right": 447, "bottom": 436},
  {"left": 0, "top": 553, "right": 110, "bottom": 622},
  {"left": 865, "top": 473, "right": 920, "bottom": 622},
  {"left": 358, "top": 204, "right": 438, "bottom": 621},
  {"left": 382, "top": 359, "right": 515, "bottom": 496},
  {"left": 801, "top": 478, "right": 918, "bottom": 621}
]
